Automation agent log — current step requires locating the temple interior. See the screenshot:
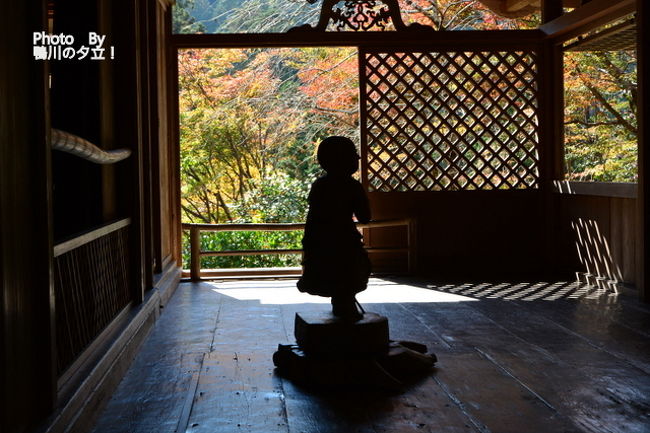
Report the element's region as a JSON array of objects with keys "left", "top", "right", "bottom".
[{"left": 1, "top": 1, "right": 648, "bottom": 432}]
